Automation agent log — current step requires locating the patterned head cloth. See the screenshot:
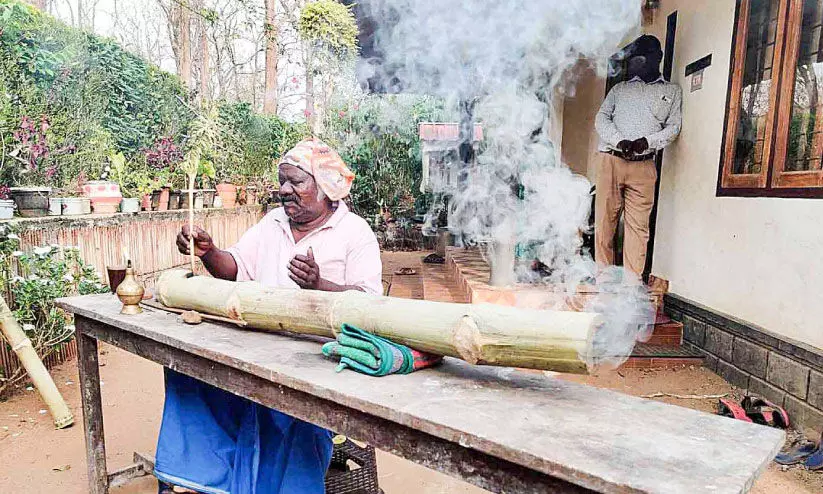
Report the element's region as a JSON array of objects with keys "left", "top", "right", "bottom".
[{"left": 278, "top": 138, "right": 355, "bottom": 201}]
